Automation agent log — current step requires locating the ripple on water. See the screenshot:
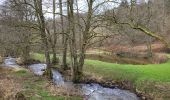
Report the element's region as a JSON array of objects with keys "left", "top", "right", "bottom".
[
  {"left": 50, "top": 70, "right": 140, "bottom": 100},
  {"left": 52, "top": 69, "right": 65, "bottom": 86},
  {"left": 81, "top": 83, "right": 139, "bottom": 100}
]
